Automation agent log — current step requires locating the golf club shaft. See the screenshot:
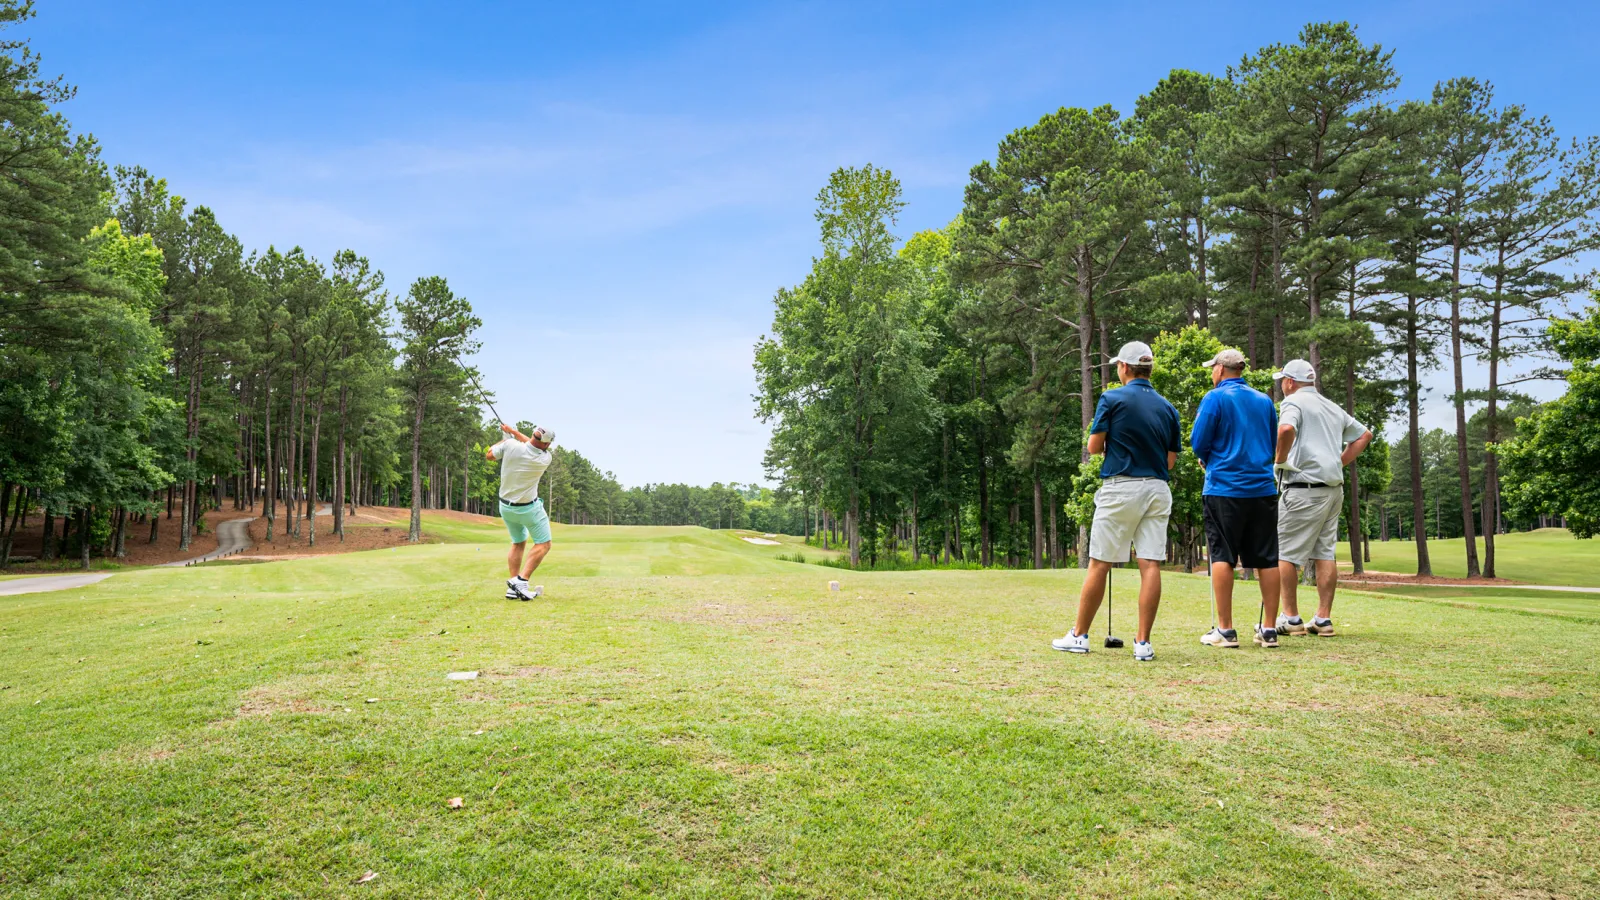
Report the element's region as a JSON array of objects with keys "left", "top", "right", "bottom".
[{"left": 457, "top": 355, "right": 505, "bottom": 426}]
